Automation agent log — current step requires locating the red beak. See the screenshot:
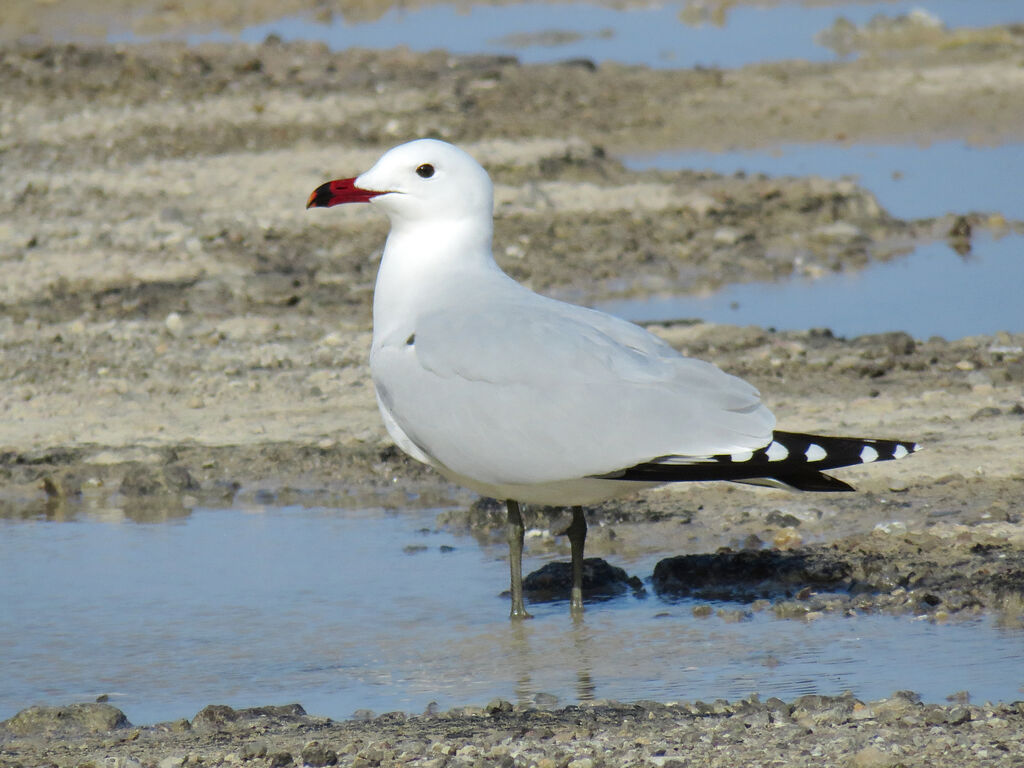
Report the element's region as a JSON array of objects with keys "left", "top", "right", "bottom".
[{"left": 306, "top": 177, "right": 381, "bottom": 209}]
